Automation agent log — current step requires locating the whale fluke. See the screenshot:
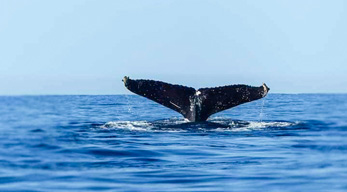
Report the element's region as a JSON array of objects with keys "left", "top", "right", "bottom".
[{"left": 122, "top": 76, "right": 269, "bottom": 122}]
